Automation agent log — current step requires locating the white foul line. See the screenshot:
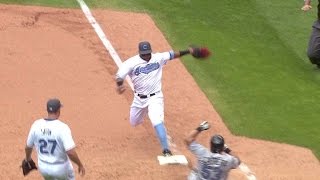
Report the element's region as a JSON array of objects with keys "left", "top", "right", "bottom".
[
  {"left": 76, "top": 0, "right": 256, "bottom": 179},
  {"left": 76, "top": 0, "right": 133, "bottom": 90}
]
